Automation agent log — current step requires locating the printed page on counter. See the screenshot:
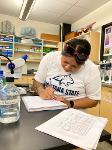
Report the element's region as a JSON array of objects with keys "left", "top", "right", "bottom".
[
  {"left": 22, "top": 96, "right": 68, "bottom": 112},
  {"left": 35, "top": 108, "right": 108, "bottom": 150}
]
